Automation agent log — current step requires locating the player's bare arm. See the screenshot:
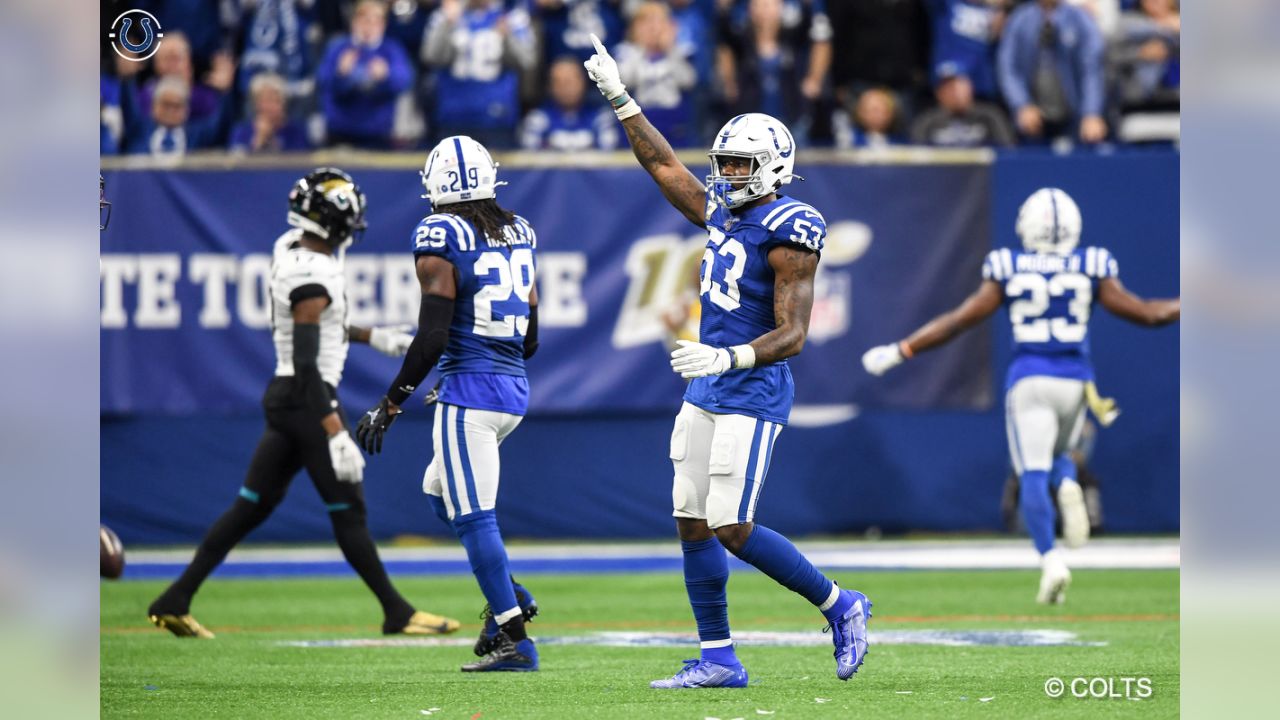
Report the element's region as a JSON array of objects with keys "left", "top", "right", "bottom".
[
  {"left": 291, "top": 295, "right": 343, "bottom": 437},
  {"left": 862, "top": 280, "right": 1003, "bottom": 376},
  {"left": 751, "top": 245, "right": 819, "bottom": 364},
  {"left": 1097, "top": 277, "right": 1180, "bottom": 327},
  {"left": 585, "top": 33, "right": 706, "bottom": 227}
]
